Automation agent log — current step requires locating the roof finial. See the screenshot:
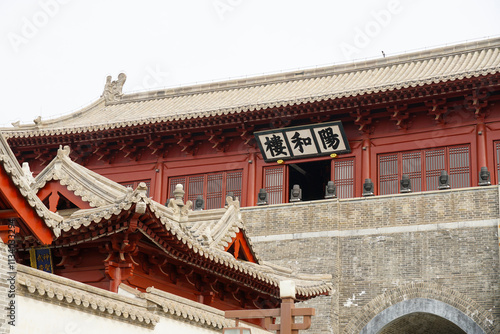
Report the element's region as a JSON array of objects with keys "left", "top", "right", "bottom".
[
  {"left": 102, "top": 73, "right": 127, "bottom": 103},
  {"left": 57, "top": 145, "right": 71, "bottom": 158}
]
